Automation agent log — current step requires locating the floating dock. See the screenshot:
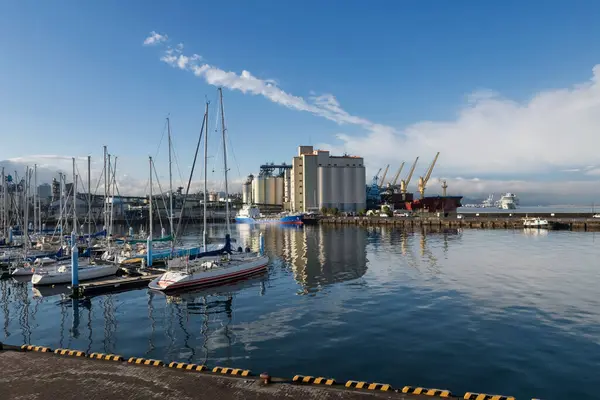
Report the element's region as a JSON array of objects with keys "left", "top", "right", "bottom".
[
  {"left": 73, "top": 273, "right": 162, "bottom": 297},
  {"left": 0, "top": 342, "right": 522, "bottom": 400}
]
